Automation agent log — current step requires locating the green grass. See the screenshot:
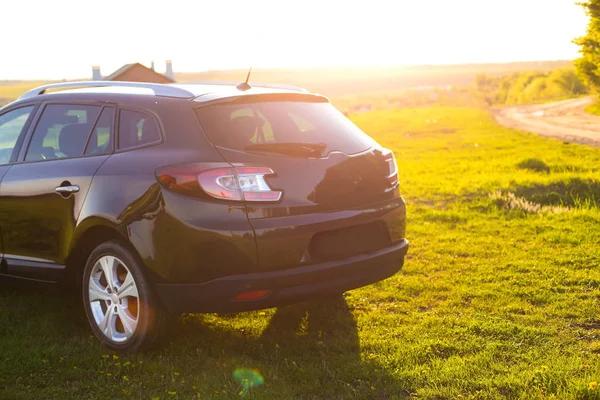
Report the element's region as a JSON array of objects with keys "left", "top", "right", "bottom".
[
  {"left": 586, "top": 101, "right": 600, "bottom": 116},
  {"left": 2, "top": 107, "right": 600, "bottom": 399}
]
